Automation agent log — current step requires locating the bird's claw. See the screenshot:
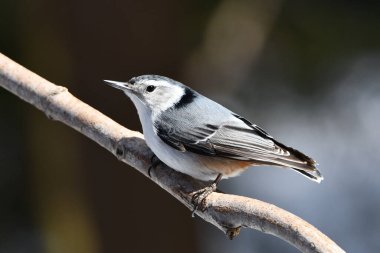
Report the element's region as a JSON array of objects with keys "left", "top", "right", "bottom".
[
  {"left": 191, "top": 182, "right": 217, "bottom": 217},
  {"left": 190, "top": 174, "right": 222, "bottom": 217}
]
